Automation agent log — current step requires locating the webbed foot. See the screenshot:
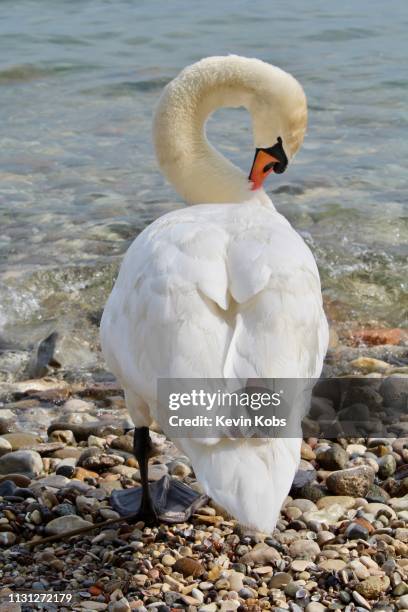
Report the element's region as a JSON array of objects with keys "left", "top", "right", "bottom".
[{"left": 111, "top": 474, "right": 207, "bottom": 524}]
